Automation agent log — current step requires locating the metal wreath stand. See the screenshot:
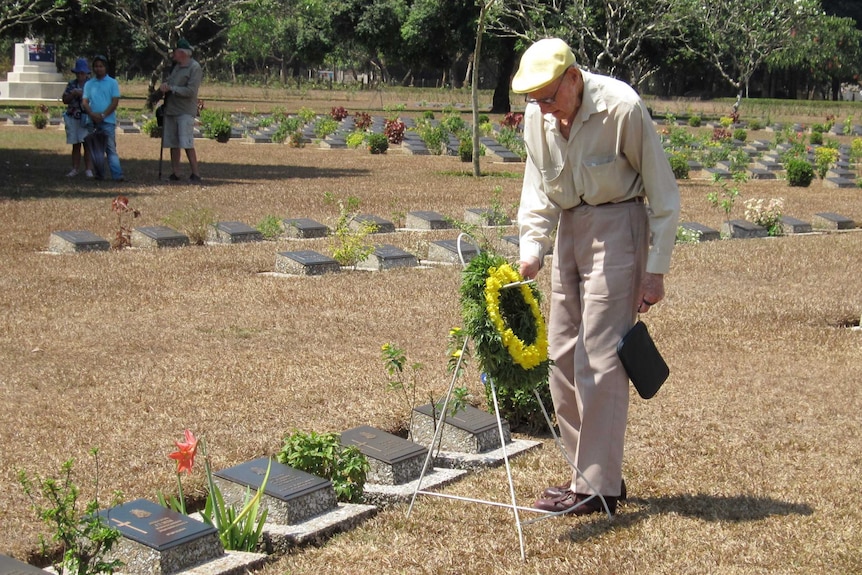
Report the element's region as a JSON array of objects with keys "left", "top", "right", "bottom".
[{"left": 406, "top": 233, "right": 613, "bottom": 560}]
